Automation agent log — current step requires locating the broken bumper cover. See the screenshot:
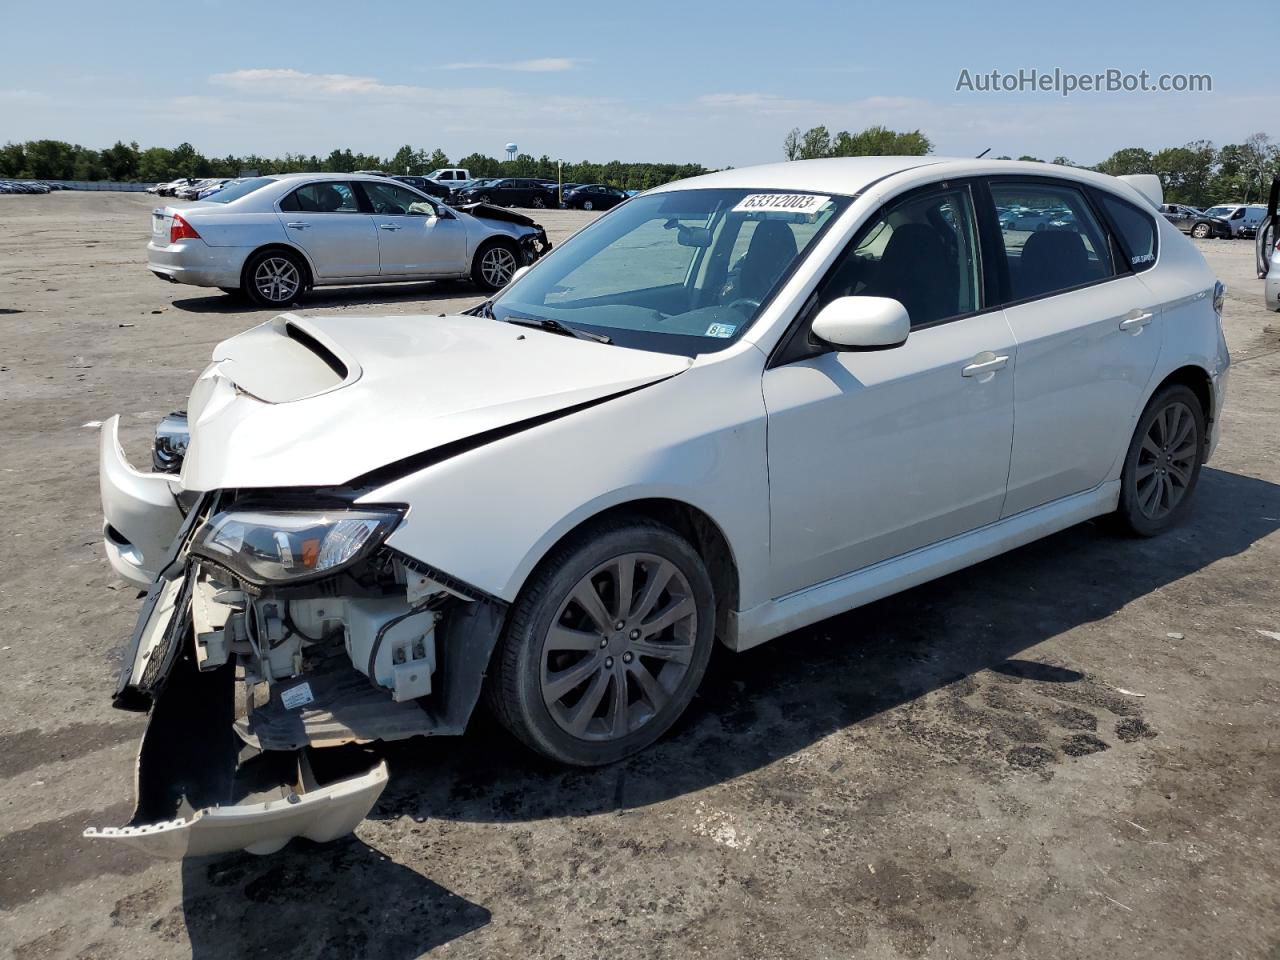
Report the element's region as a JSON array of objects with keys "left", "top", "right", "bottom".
[
  {"left": 89, "top": 579, "right": 389, "bottom": 859},
  {"left": 85, "top": 756, "right": 388, "bottom": 859},
  {"left": 99, "top": 415, "right": 184, "bottom": 588}
]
